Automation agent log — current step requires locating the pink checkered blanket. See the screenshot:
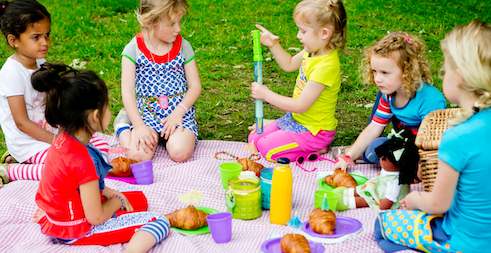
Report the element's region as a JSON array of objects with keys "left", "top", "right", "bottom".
[{"left": 0, "top": 138, "right": 417, "bottom": 252}]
